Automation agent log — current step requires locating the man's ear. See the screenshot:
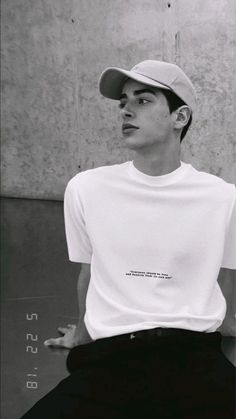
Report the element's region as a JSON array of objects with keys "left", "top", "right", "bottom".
[{"left": 174, "top": 106, "right": 191, "bottom": 129}]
